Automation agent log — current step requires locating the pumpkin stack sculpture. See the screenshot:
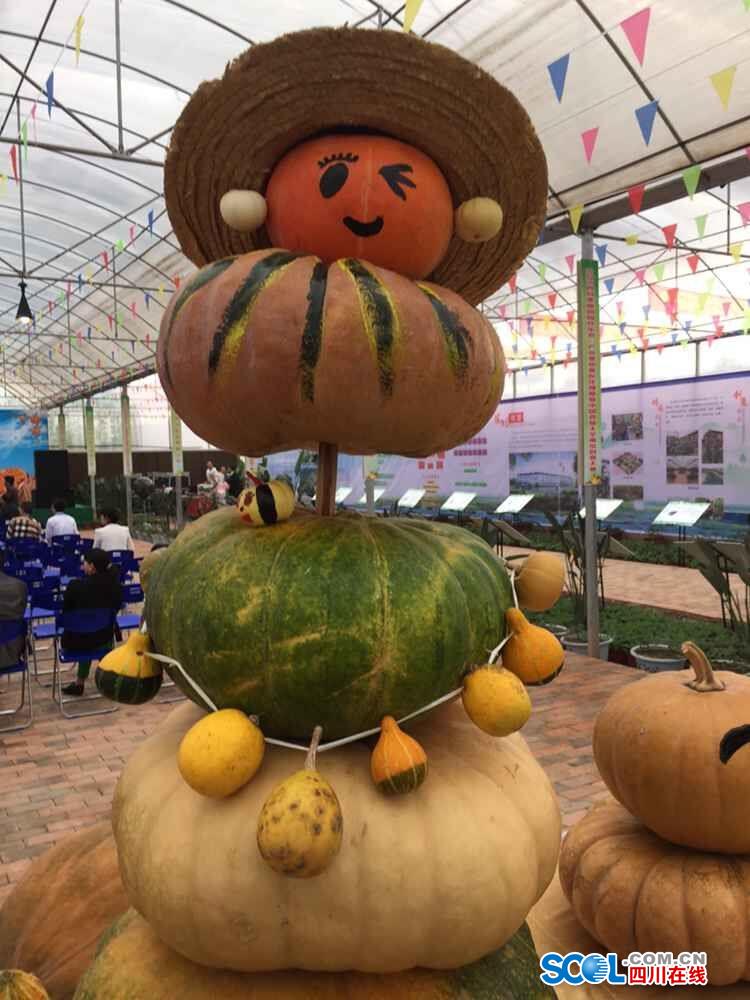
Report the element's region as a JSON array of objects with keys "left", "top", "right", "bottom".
[
  {"left": 560, "top": 642, "right": 750, "bottom": 987},
  {"left": 76, "top": 26, "right": 568, "bottom": 1000}
]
